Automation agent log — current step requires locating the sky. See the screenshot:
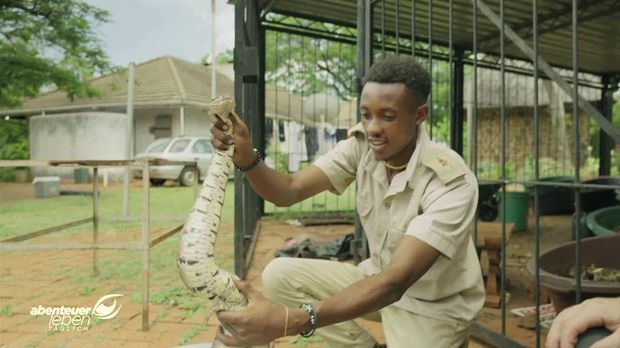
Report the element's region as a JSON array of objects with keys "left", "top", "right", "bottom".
[{"left": 85, "top": 0, "right": 235, "bottom": 67}]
